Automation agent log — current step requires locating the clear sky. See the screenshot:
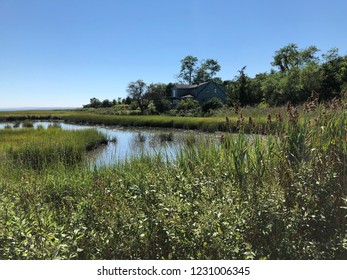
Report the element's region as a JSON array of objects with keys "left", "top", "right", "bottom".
[{"left": 1, "top": 0, "right": 347, "bottom": 108}]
